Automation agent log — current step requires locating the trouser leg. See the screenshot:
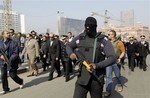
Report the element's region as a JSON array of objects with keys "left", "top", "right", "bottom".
[
  {"left": 9, "top": 69, "right": 23, "bottom": 85},
  {"left": 90, "top": 79, "right": 103, "bottom": 98},
  {"left": 1, "top": 64, "right": 9, "bottom": 91},
  {"left": 73, "top": 82, "right": 88, "bottom": 98},
  {"left": 106, "top": 66, "right": 113, "bottom": 93}
]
